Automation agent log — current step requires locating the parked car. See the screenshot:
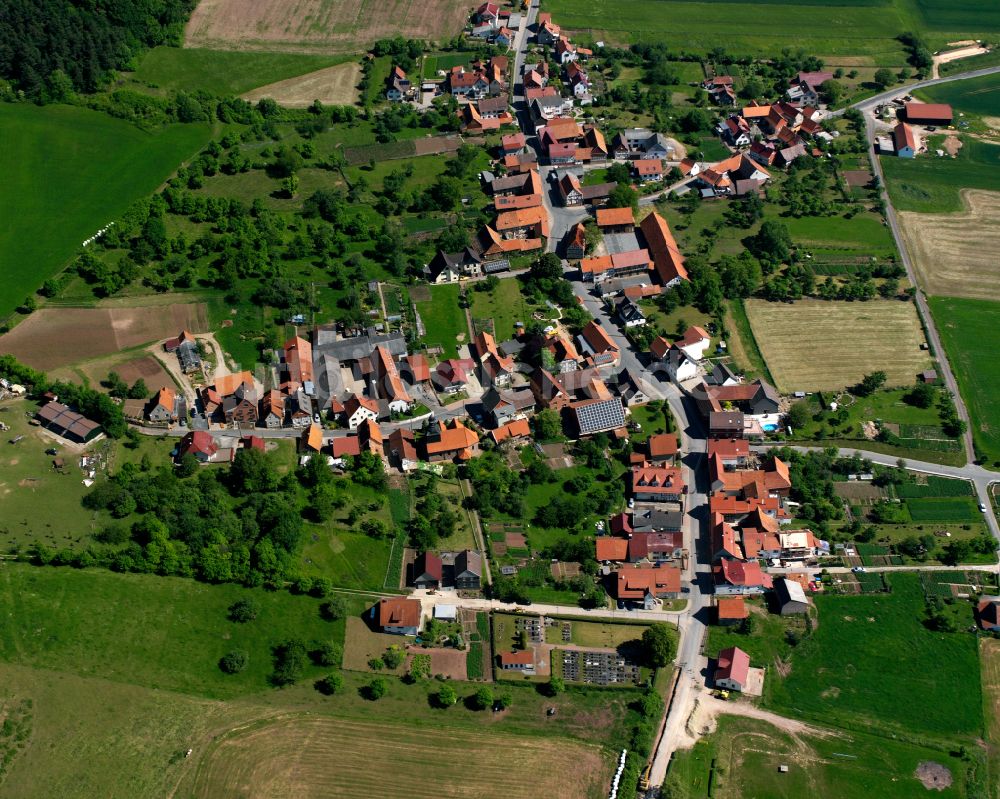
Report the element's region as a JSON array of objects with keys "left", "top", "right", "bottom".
[
  {"left": 980, "top": 503, "right": 988, "bottom": 513},
  {"left": 851, "top": 566, "right": 866, "bottom": 573}
]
